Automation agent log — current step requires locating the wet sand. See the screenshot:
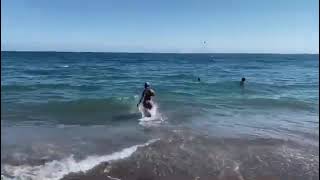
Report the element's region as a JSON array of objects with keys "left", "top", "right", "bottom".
[{"left": 62, "top": 132, "right": 319, "bottom": 180}]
